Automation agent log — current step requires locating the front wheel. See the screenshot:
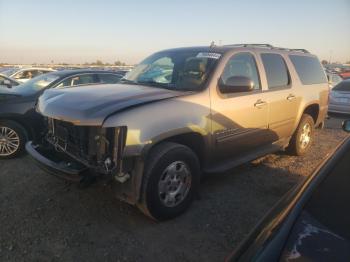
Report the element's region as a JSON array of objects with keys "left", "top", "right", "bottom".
[
  {"left": 0, "top": 120, "right": 27, "bottom": 159},
  {"left": 286, "top": 114, "right": 314, "bottom": 156},
  {"left": 138, "top": 142, "right": 200, "bottom": 221}
]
